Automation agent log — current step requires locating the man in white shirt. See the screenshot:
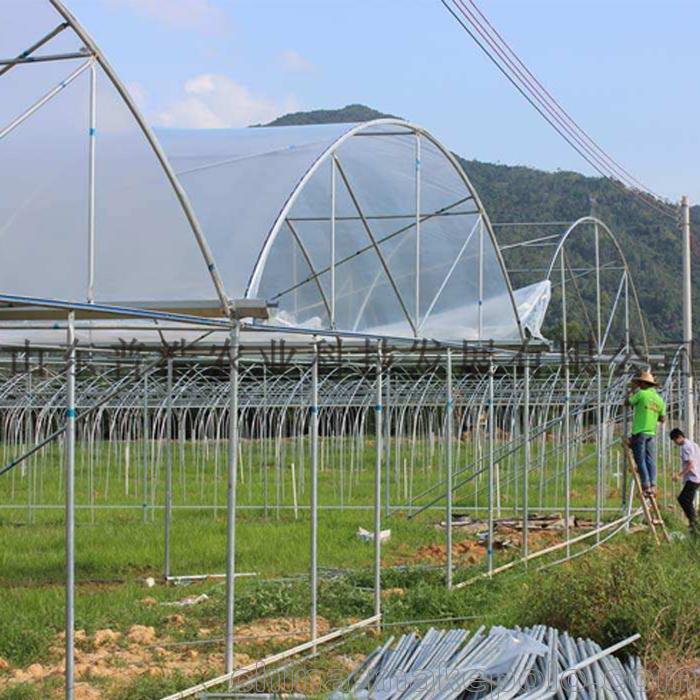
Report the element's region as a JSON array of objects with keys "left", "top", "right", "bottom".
[{"left": 670, "top": 428, "right": 700, "bottom": 532}]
